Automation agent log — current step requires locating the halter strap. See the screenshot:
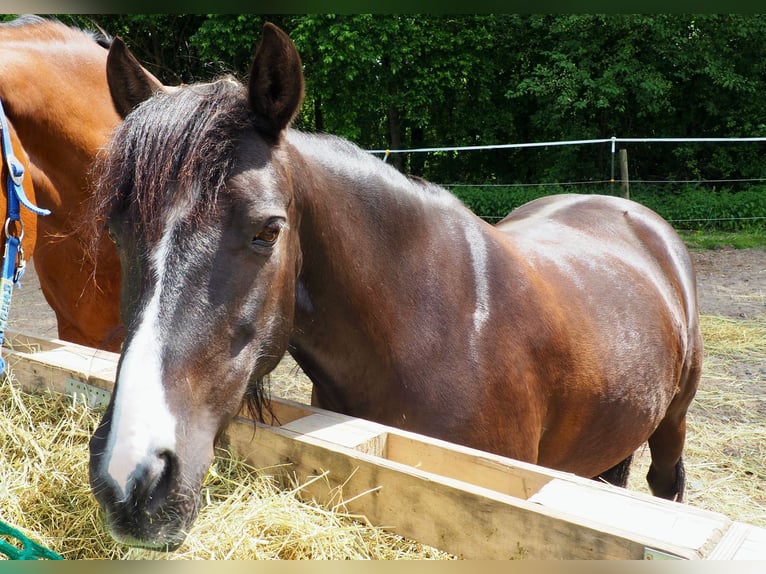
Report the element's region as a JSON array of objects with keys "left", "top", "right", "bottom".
[
  {"left": 0, "top": 99, "right": 52, "bottom": 375},
  {"left": 0, "top": 100, "right": 51, "bottom": 218}
]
